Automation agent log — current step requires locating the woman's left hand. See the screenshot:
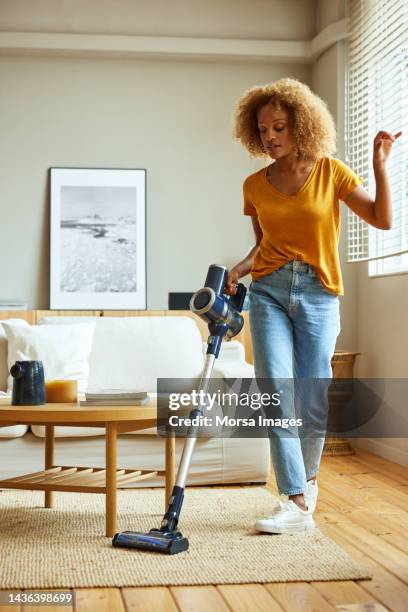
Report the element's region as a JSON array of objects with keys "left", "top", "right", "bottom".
[{"left": 373, "top": 130, "right": 402, "bottom": 165}]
